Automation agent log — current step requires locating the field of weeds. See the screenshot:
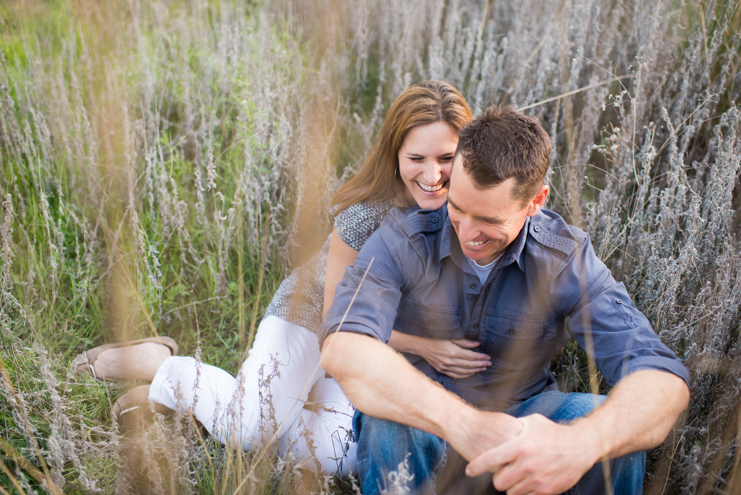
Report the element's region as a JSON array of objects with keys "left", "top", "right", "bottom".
[{"left": 0, "top": 0, "right": 740, "bottom": 493}]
